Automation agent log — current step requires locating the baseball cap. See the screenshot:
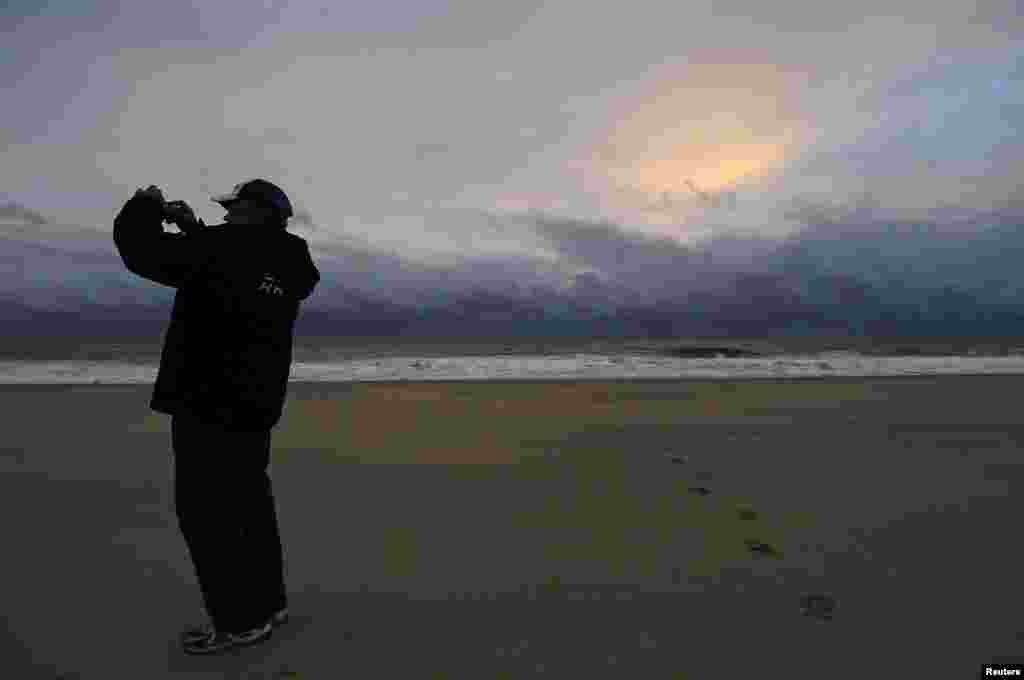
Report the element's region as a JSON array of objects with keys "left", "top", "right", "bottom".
[{"left": 211, "top": 178, "right": 293, "bottom": 219}]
